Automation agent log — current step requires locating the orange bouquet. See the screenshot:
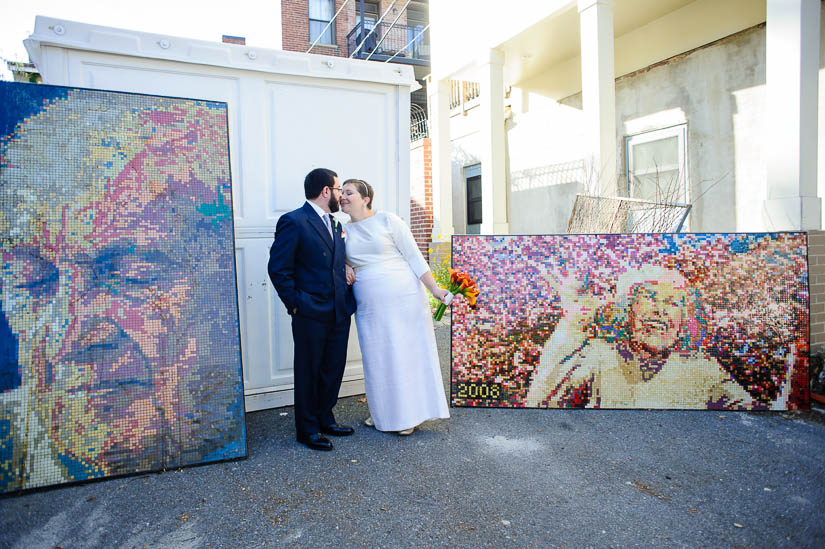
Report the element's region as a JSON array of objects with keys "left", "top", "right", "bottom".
[{"left": 433, "top": 269, "right": 480, "bottom": 321}]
